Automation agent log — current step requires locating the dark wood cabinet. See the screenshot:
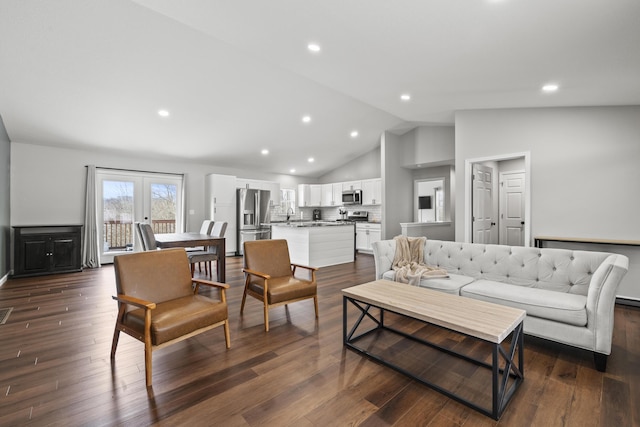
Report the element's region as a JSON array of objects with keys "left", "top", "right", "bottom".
[{"left": 13, "top": 225, "right": 82, "bottom": 277}]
